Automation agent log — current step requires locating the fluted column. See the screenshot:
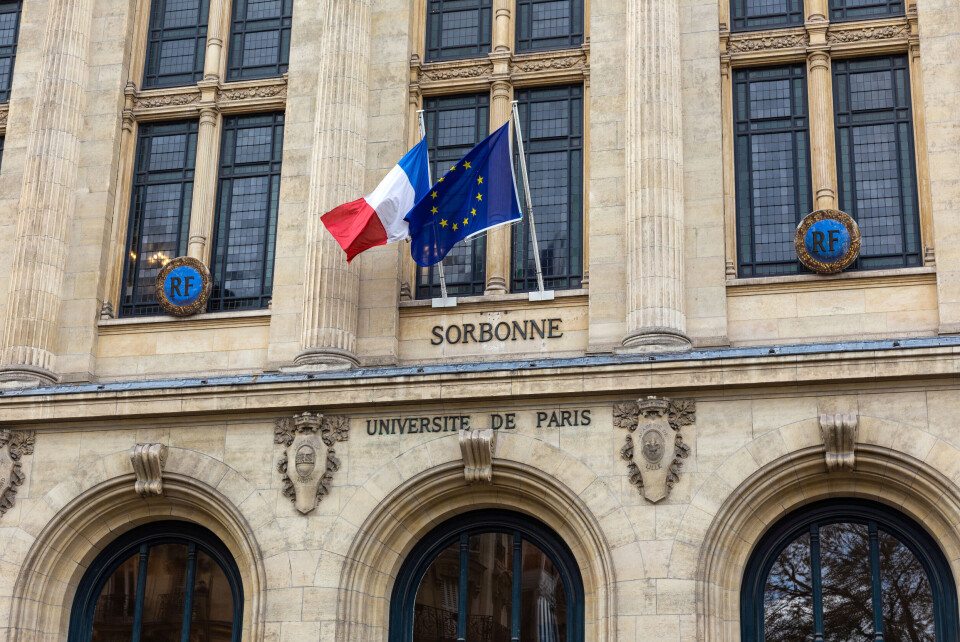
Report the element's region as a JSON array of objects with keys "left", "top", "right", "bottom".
[
  {"left": 621, "top": 0, "right": 691, "bottom": 351},
  {"left": 807, "top": 49, "right": 838, "bottom": 210},
  {"left": 0, "top": 0, "right": 95, "bottom": 385},
  {"left": 485, "top": 77, "right": 512, "bottom": 295},
  {"left": 187, "top": 106, "right": 222, "bottom": 263},
  {"left": 294, "top": 0, "right": 371, "bottom": 368},
  {"left": 203, "top": 0, "right": 227, "bottom": 81}
]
